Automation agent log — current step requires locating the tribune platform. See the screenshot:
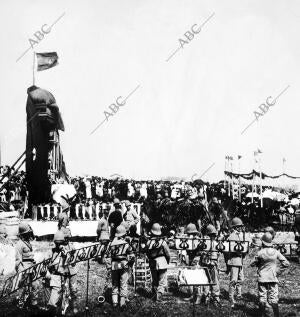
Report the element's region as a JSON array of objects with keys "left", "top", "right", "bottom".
[{"left": 29, "top": 220, "right": 100, "bottom": 239}]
